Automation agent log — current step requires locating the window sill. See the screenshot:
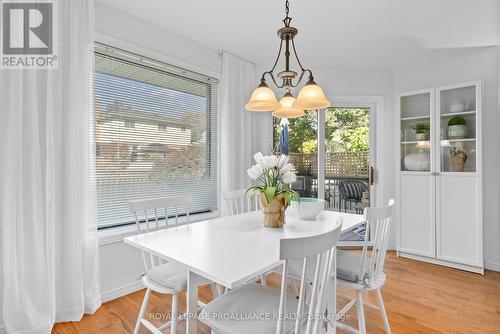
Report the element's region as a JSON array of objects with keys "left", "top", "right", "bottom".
[{"left": 97, "top": 210, "right": 220, "bottom": 246}]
